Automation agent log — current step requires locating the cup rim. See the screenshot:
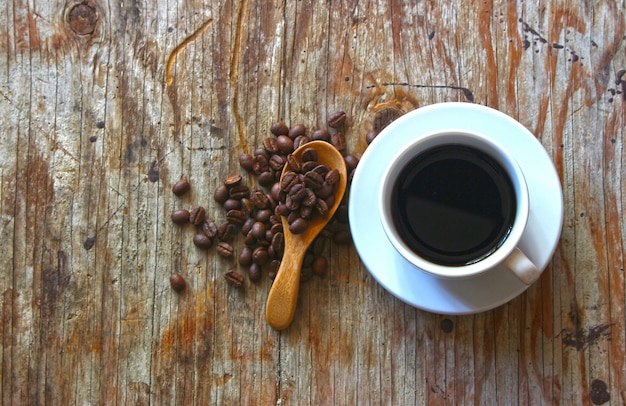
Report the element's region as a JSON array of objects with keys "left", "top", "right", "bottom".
[{"left": 378, "top": 128, "right": 530, "bottom": 279}]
